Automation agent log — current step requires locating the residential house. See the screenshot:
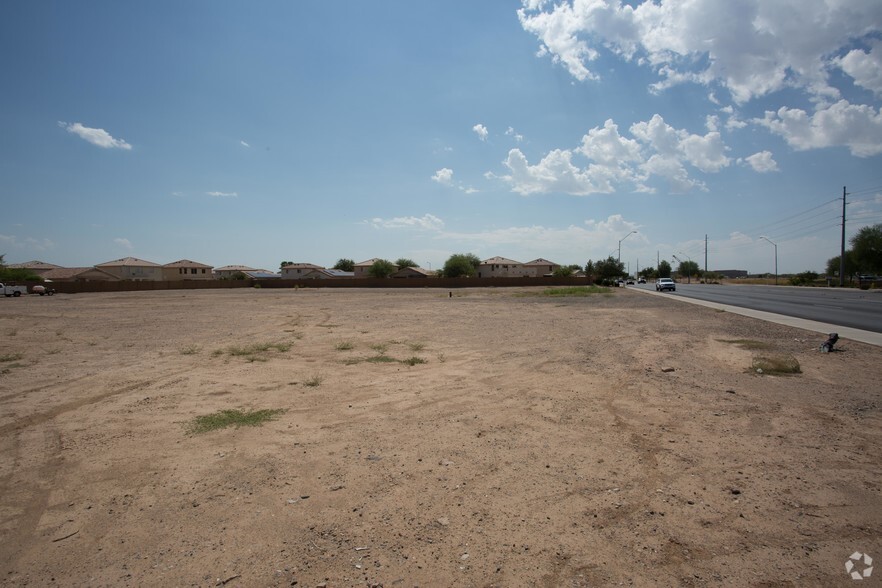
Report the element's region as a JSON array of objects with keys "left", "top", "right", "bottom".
[
  {"left": 40, "top": 267, "right": 120, "bottom": 282},
  {"left": 524, "top": 258, "right": 561, "bottom": 277},
  {"left": 477, "top": 256, "right": 531, "bottom": 278},
  {"left": 214, "top": 265, "right": 256, "bottom": 279},
  {"left": 162, "top": 259, "right": 214, "bottom": 281},
  {"left": 243, "top": 270, "right": 281, "bottom": 279},
  {"left": 95, "top": 257, "right": 164, "bottom": 281},
  {"left": 4, "top": 260, "right": 63, "bottom": 276},
  {"left": 390, "top": 266, "right": 436, "bottom": 278},
  {"left": 281, "top": 263, "right": 324, "bottom": 278},
  {"left": 353, "top": 258, "right": 396, "bottom": 278},
  {"left": 300, "top": 269, "right": 354, "bottom": 279}
]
